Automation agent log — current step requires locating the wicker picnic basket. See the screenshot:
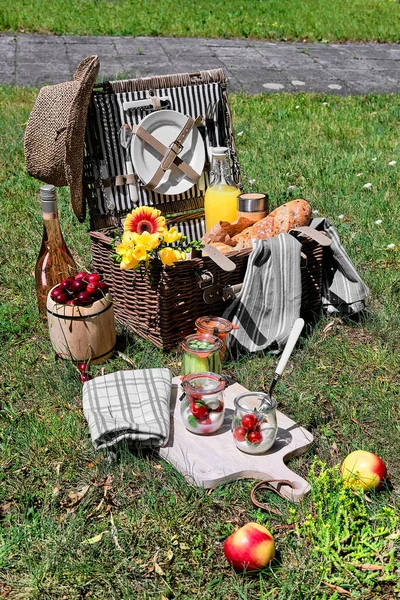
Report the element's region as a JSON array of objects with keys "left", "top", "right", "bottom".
[{"left": 84, "top": 69, "right": 324, "bottom": 350}]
